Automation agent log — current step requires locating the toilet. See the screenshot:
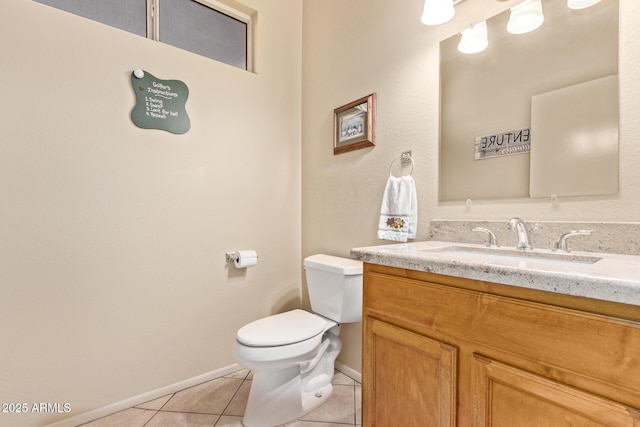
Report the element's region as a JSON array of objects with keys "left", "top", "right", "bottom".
[{"left": 232, "top": 254, "right": 363, "bottom": 427}]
